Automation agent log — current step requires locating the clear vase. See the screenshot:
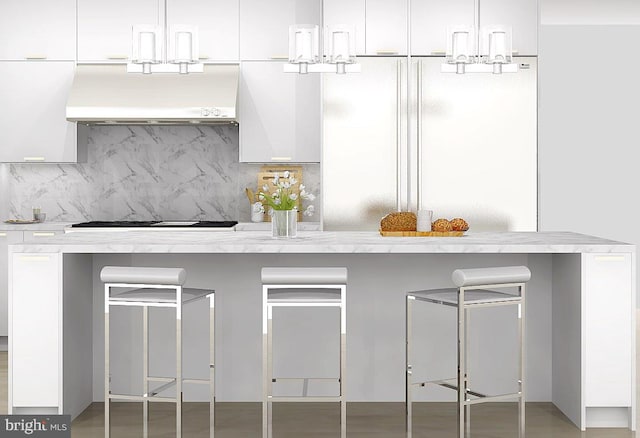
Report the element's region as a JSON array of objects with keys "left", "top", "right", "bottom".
[{"left": 272, "top": 210, "right": 297, "bottom": 238}]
